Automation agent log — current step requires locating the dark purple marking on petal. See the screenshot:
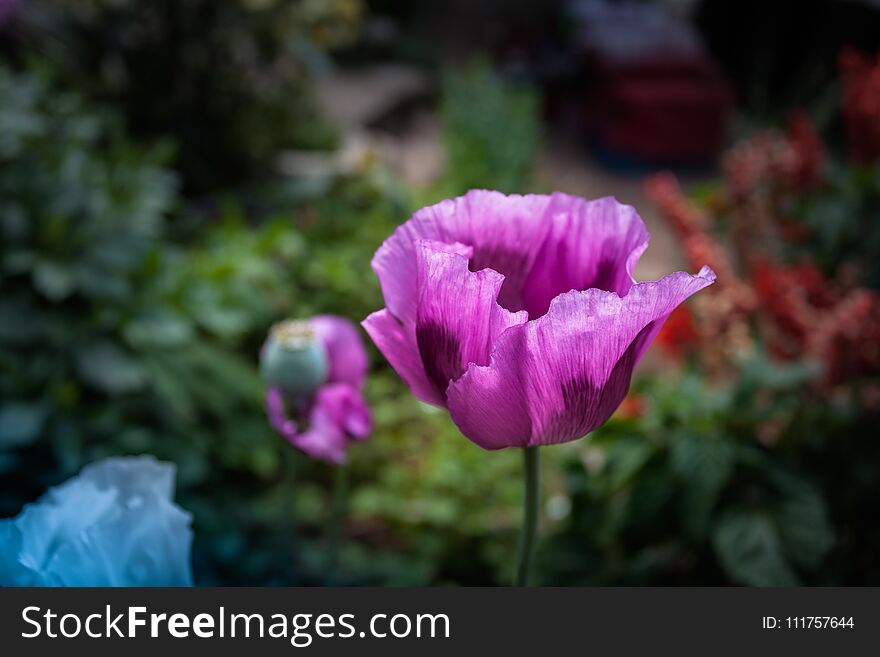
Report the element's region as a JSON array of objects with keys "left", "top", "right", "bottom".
[
  {"left": 362, "top": 308, "right": 446, "bottom": 406},
  {"left": 539, "top": 322, "right": 655, "bottom": 443},
  {"left": 416, "top": 321, "right": 463, "bottom": 399},
  {"left": 590, "top": 256, "right": 626, "bottom": 296}
]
